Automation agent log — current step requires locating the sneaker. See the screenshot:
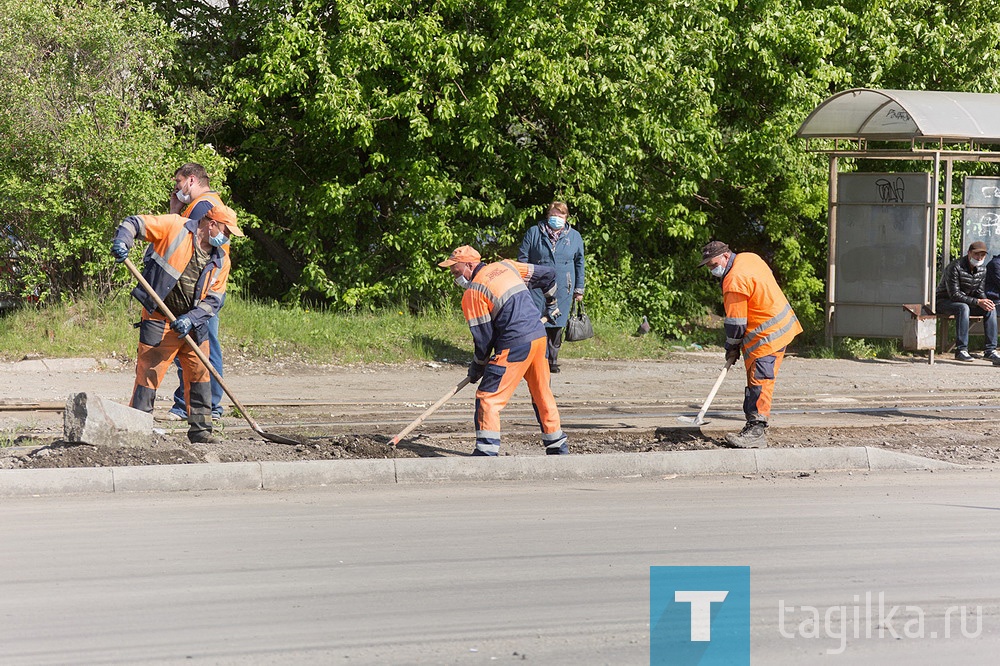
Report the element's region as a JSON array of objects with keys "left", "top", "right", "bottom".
[
  {"left": 955, "top": 349, "right": 975, "bottom": 362},
  {"left": 724, "top": 422, "right": 768, "bottom": 449},
  {"left": 154, "top": 411, "right": 185, "bottom": 422},
  {"left": 211, "top": 411, "right": 224, "bottom": 422},
  {"left": 188, "top": 430, "right": 220, "bottom": 444},
  {"left": 985, "top": 350, "right": 1000, "bottom": 362},
  {"left": 549, "top": 363, "right": 561, "bottom": 374}
]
